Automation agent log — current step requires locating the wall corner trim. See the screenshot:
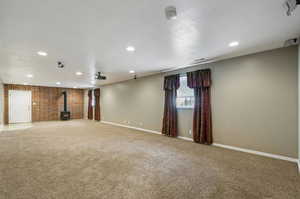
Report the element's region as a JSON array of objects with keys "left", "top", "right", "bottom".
[{"left": 100, "top": 120, "right": 298, "bottom": 164}]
